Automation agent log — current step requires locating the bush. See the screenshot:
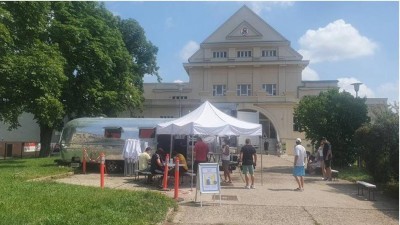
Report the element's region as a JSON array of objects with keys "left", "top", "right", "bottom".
[{"left": 354, "top": 105, "right": 399, "bottom": 184}]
